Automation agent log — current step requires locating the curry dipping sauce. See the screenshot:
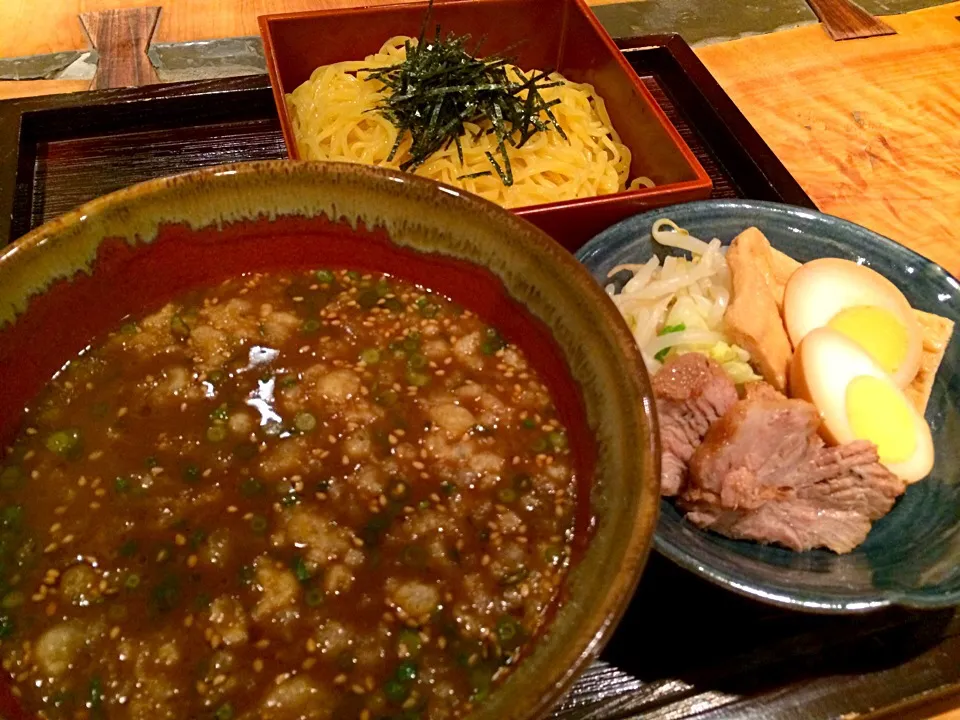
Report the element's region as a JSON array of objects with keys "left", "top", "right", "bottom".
[{"left": 0, "top": 269, "right": 578, "bottom": 719}]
